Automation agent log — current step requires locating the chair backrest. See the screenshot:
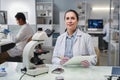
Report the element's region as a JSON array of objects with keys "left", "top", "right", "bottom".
[
  {"left": 27, "top": 36, "right": 32, "bottom": 42},
  {"left": 94, "top": 47, "right": 100, "bottom": 66}
]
